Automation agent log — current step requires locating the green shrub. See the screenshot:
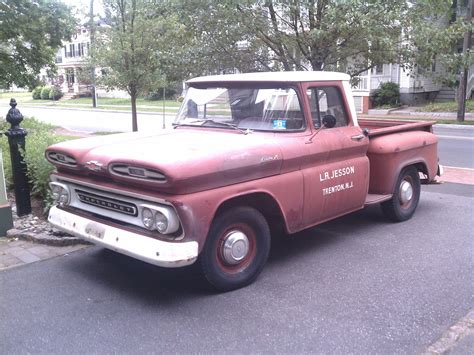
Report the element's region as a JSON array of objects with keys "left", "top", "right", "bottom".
[
  {"left": 0, "top": 118, "right": 12, "bottom": 186},
  {"left": 371, "top": 82, "right": 400, "bottom": 107},
  {"left": 0, "top": 117, "right": 76, "bottom": 214},
  {"left": 40, "top": 87, "right": 51, "bottom": 100},
  {"left": 32, "top": 87, "right": 43, "bottom": 100},
  {"left": 49, "top": 86, "right": 63, "bottom": 100}
]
